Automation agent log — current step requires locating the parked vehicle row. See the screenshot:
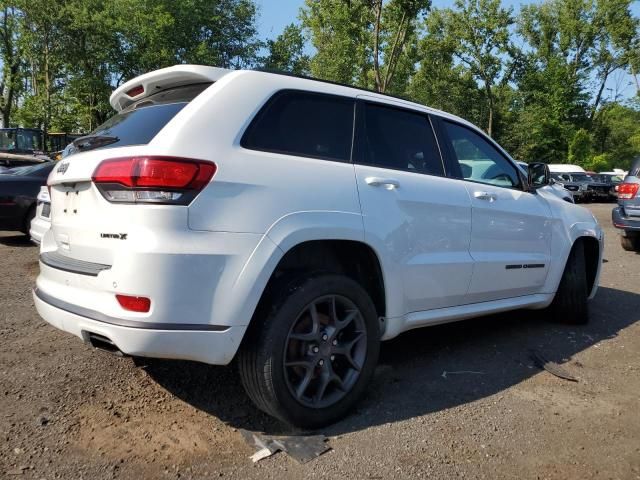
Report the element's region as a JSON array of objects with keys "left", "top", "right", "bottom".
[
  {"left": 33, "top": 65, "right": 603, "bottom": 429},
  {"left": 547, "top": 164, "right": 623, "bottom": 203}
]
